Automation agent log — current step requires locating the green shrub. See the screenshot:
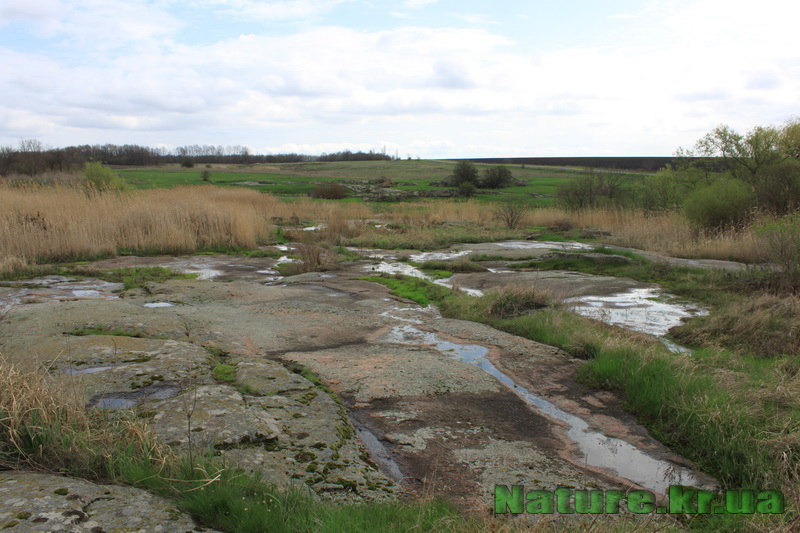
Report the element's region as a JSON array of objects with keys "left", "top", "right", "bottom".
[
  {"left": 83, "top": 162, "right": 129, "bottom": 193},
  {"left": 481, "top": 166, "right": 514, "bottom": 188},
  {"left": 683, "top": 179, "right": 753, "bottom": 231},
  {"left": 457, "top": 182, "right": 476, "bottom": 198},
  {"left": 451, "top": 160, "right": 479, "bottom": 185},
  {"left": 755, "top": 213, "right": 800, "bottom": 291}
]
